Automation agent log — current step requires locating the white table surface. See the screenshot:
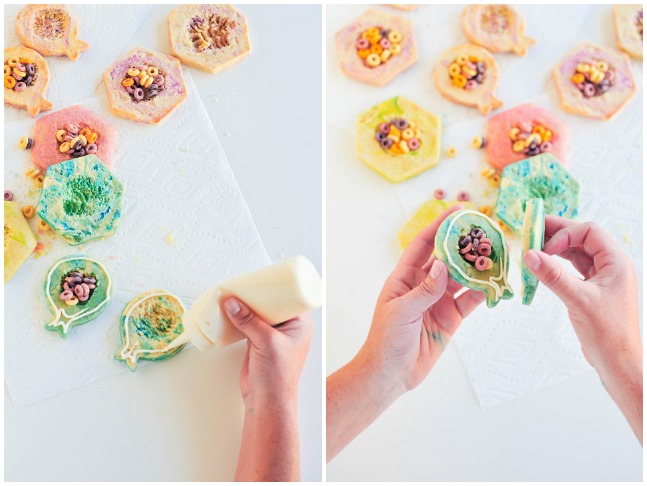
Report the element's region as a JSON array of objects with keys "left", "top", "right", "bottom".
[
  {"left": 4, "top": 4, "right": 322, "bottom": 481},
  {"left": 326, "top": 4, "right": 642, "bottom": 482}
]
